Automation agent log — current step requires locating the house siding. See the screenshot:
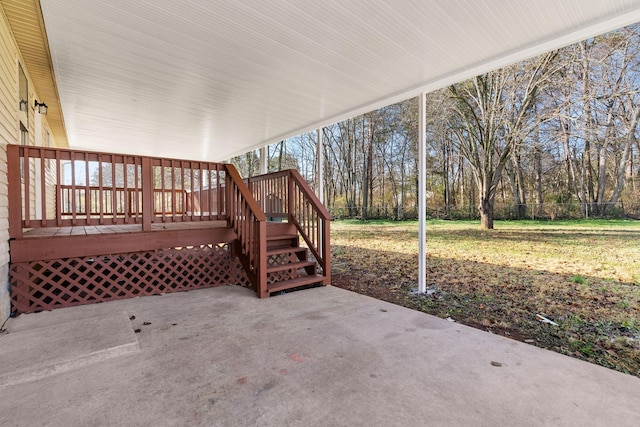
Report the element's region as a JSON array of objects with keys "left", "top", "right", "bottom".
[
  {"left": 0, "top": 5, "right": 18, "bottom": 324},
  {"left": 0, "top": 5, "right": 57, "bottom": 323}
]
